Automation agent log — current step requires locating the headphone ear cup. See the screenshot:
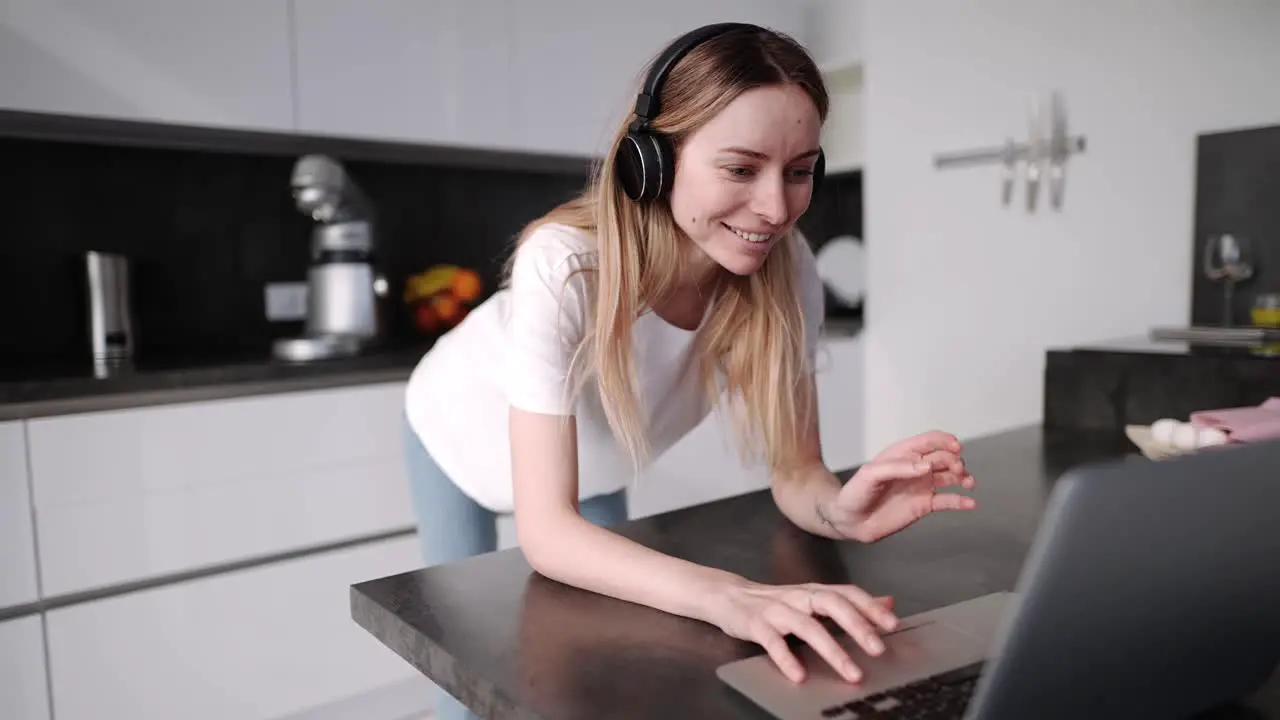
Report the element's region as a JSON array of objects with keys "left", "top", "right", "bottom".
[
  {"left": 811, "top": 148, "right": 826, "bottom": 197},
  {"left": 615, "top": 130, "right": 674, "bottom": 202},
  {"left": 616, "top": 132, "right": 649, "bottom": 202},
  {"left": 652, "top": 133, "right": 676, "bottom": 200}
]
